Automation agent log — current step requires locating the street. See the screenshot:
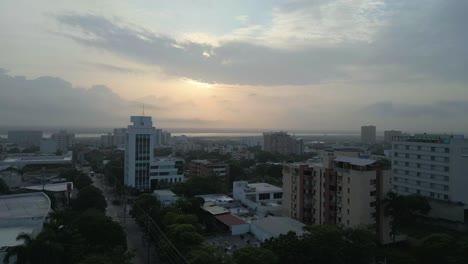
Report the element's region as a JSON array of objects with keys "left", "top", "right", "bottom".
[{"left": 79, "top": 167, "right": 157, "bottom": 264}]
